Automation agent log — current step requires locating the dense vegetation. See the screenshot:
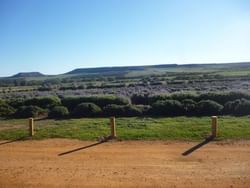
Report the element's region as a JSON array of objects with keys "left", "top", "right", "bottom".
[{"left": 1, "top": 92, "right": 250, "bottom": 119}]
